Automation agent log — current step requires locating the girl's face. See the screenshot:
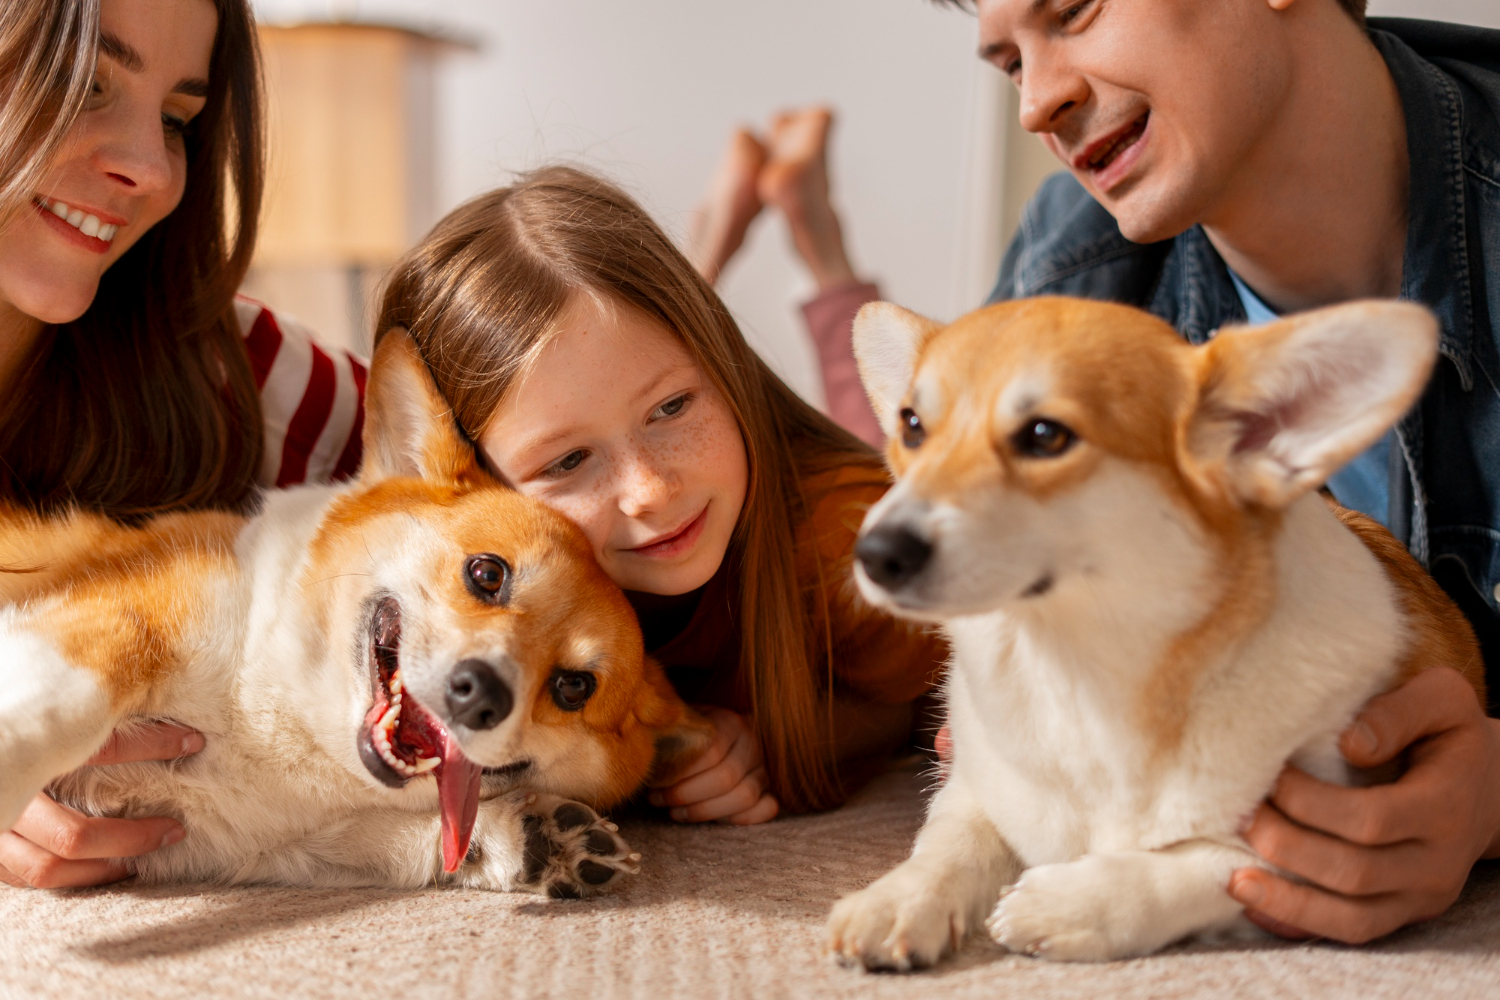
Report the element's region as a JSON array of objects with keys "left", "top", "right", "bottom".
[
  {"left": 0, "top": 0, "right": 216, "bottom": 327},
  {"left": 479, "top": 294, "right": 750, "bottom": 597}
]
